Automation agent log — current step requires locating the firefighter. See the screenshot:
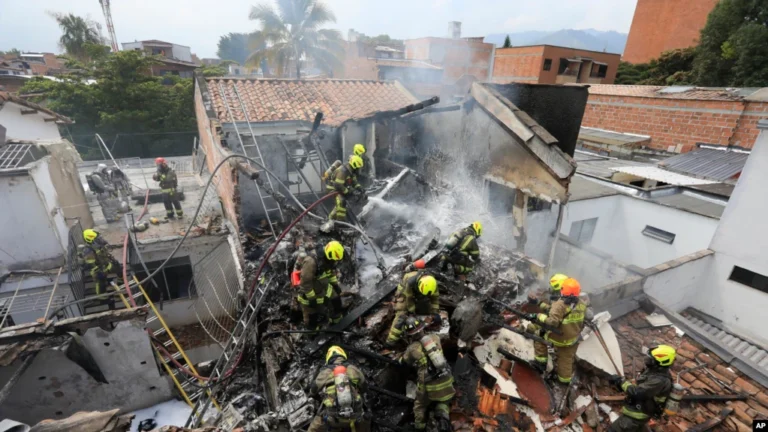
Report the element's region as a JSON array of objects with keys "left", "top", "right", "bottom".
[
  {"left": 525, "top": 278, "right": 587, "bottom": 384},
  {"left": 528, "top": 273, "right": 568, "bottom": 312},
  {"left": 294, "top": 241, "right": 345, "bottom": 329},
  {"left": 439, "top": 221, "right": 482, "bottom": 278},
  {"left": 607, "top": 345, "right": 676, "bottom": 432},
  {"left": 399, "top": 316, "right": 455, "bottom": 431},
  {"left": 326, "top": 155, "right": 365, "bottom": 221},
  {"left": 307, "top": 346, "right": 370, "bottom": 432},
  {"left": 385, "top": 271, "right": 440, "bottom": 346},
  {"left": 81, "top": 229, "right": 119, "bottom": 298},
  {"left": 153, "top": 157, "right": 183, "bottom": 219}
]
